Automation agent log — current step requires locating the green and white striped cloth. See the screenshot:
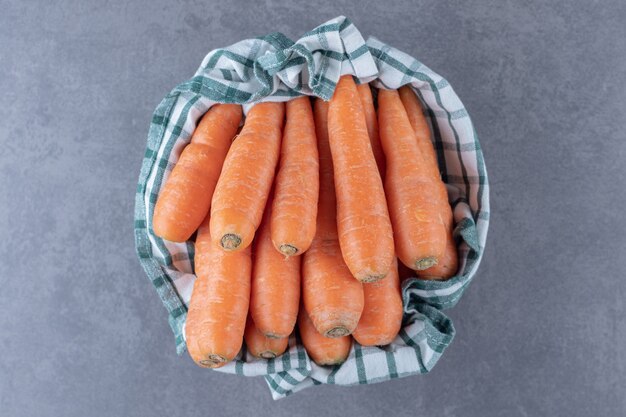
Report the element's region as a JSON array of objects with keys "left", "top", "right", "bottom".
[{"left": 134, "top": 16, "right": 489, "bottom": 400}]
